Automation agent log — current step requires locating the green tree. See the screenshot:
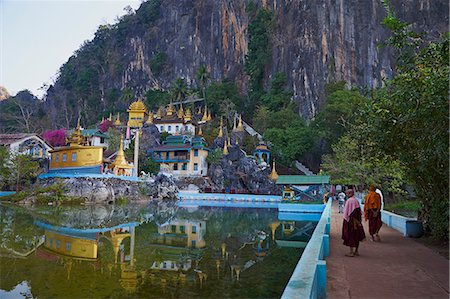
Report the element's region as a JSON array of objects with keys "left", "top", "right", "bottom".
[
  {"left": 261, "top": 73, "right": 292, "bottom": 110},
  {"left": 0, "top": 146, "right": 10, "bottom": 188},
  {"left": 171, "top": 78, "right": 188, "bottom": 102},
  {"left": 196, "top": 64, "right": 210, "bottom": 101},
  {"left": 206, "top": 149, "right": 223, "bottom": 166},
  {"left": 206, "top": 79, "right": 243, "bottom": 115},
  {"left": 8, "top": 154, "right": 40, "bottom": 191}
]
